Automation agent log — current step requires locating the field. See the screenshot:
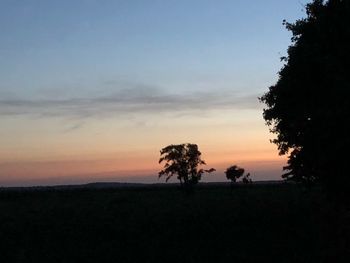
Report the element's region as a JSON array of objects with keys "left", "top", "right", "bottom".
[{"left": 0, "top": 183, "right": 348, "bottom": 262}]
